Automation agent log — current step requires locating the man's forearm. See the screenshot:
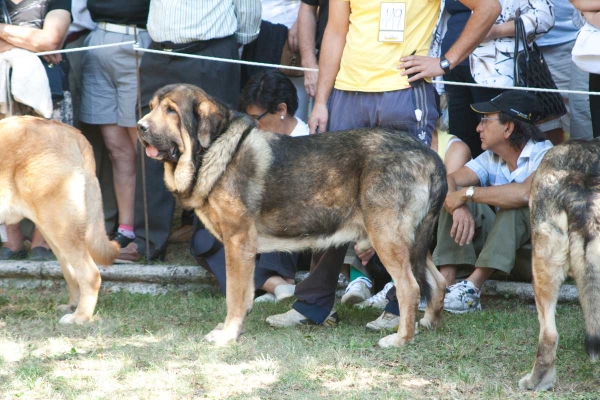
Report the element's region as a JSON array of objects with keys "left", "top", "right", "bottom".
[
  {"left": 298, "top": 4, "right": 318, "bottom": 68},
  {"left": 0, "top": 38, "right": 14, "bottom": 53},
  {"left": 465, "top": 183, "right": 530, "bottom": 209},
  {"left": 445, "top": 0, "right": 501, "bottom": 67},
  {"left": 571, "top": 0, "right": 600, "bottom": 12},
  {"left": 313, "top": 28, "right": 346, "bottom": 106},
  {"left": 0, "top": 24, "right": 60, "bottom": 52}
]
